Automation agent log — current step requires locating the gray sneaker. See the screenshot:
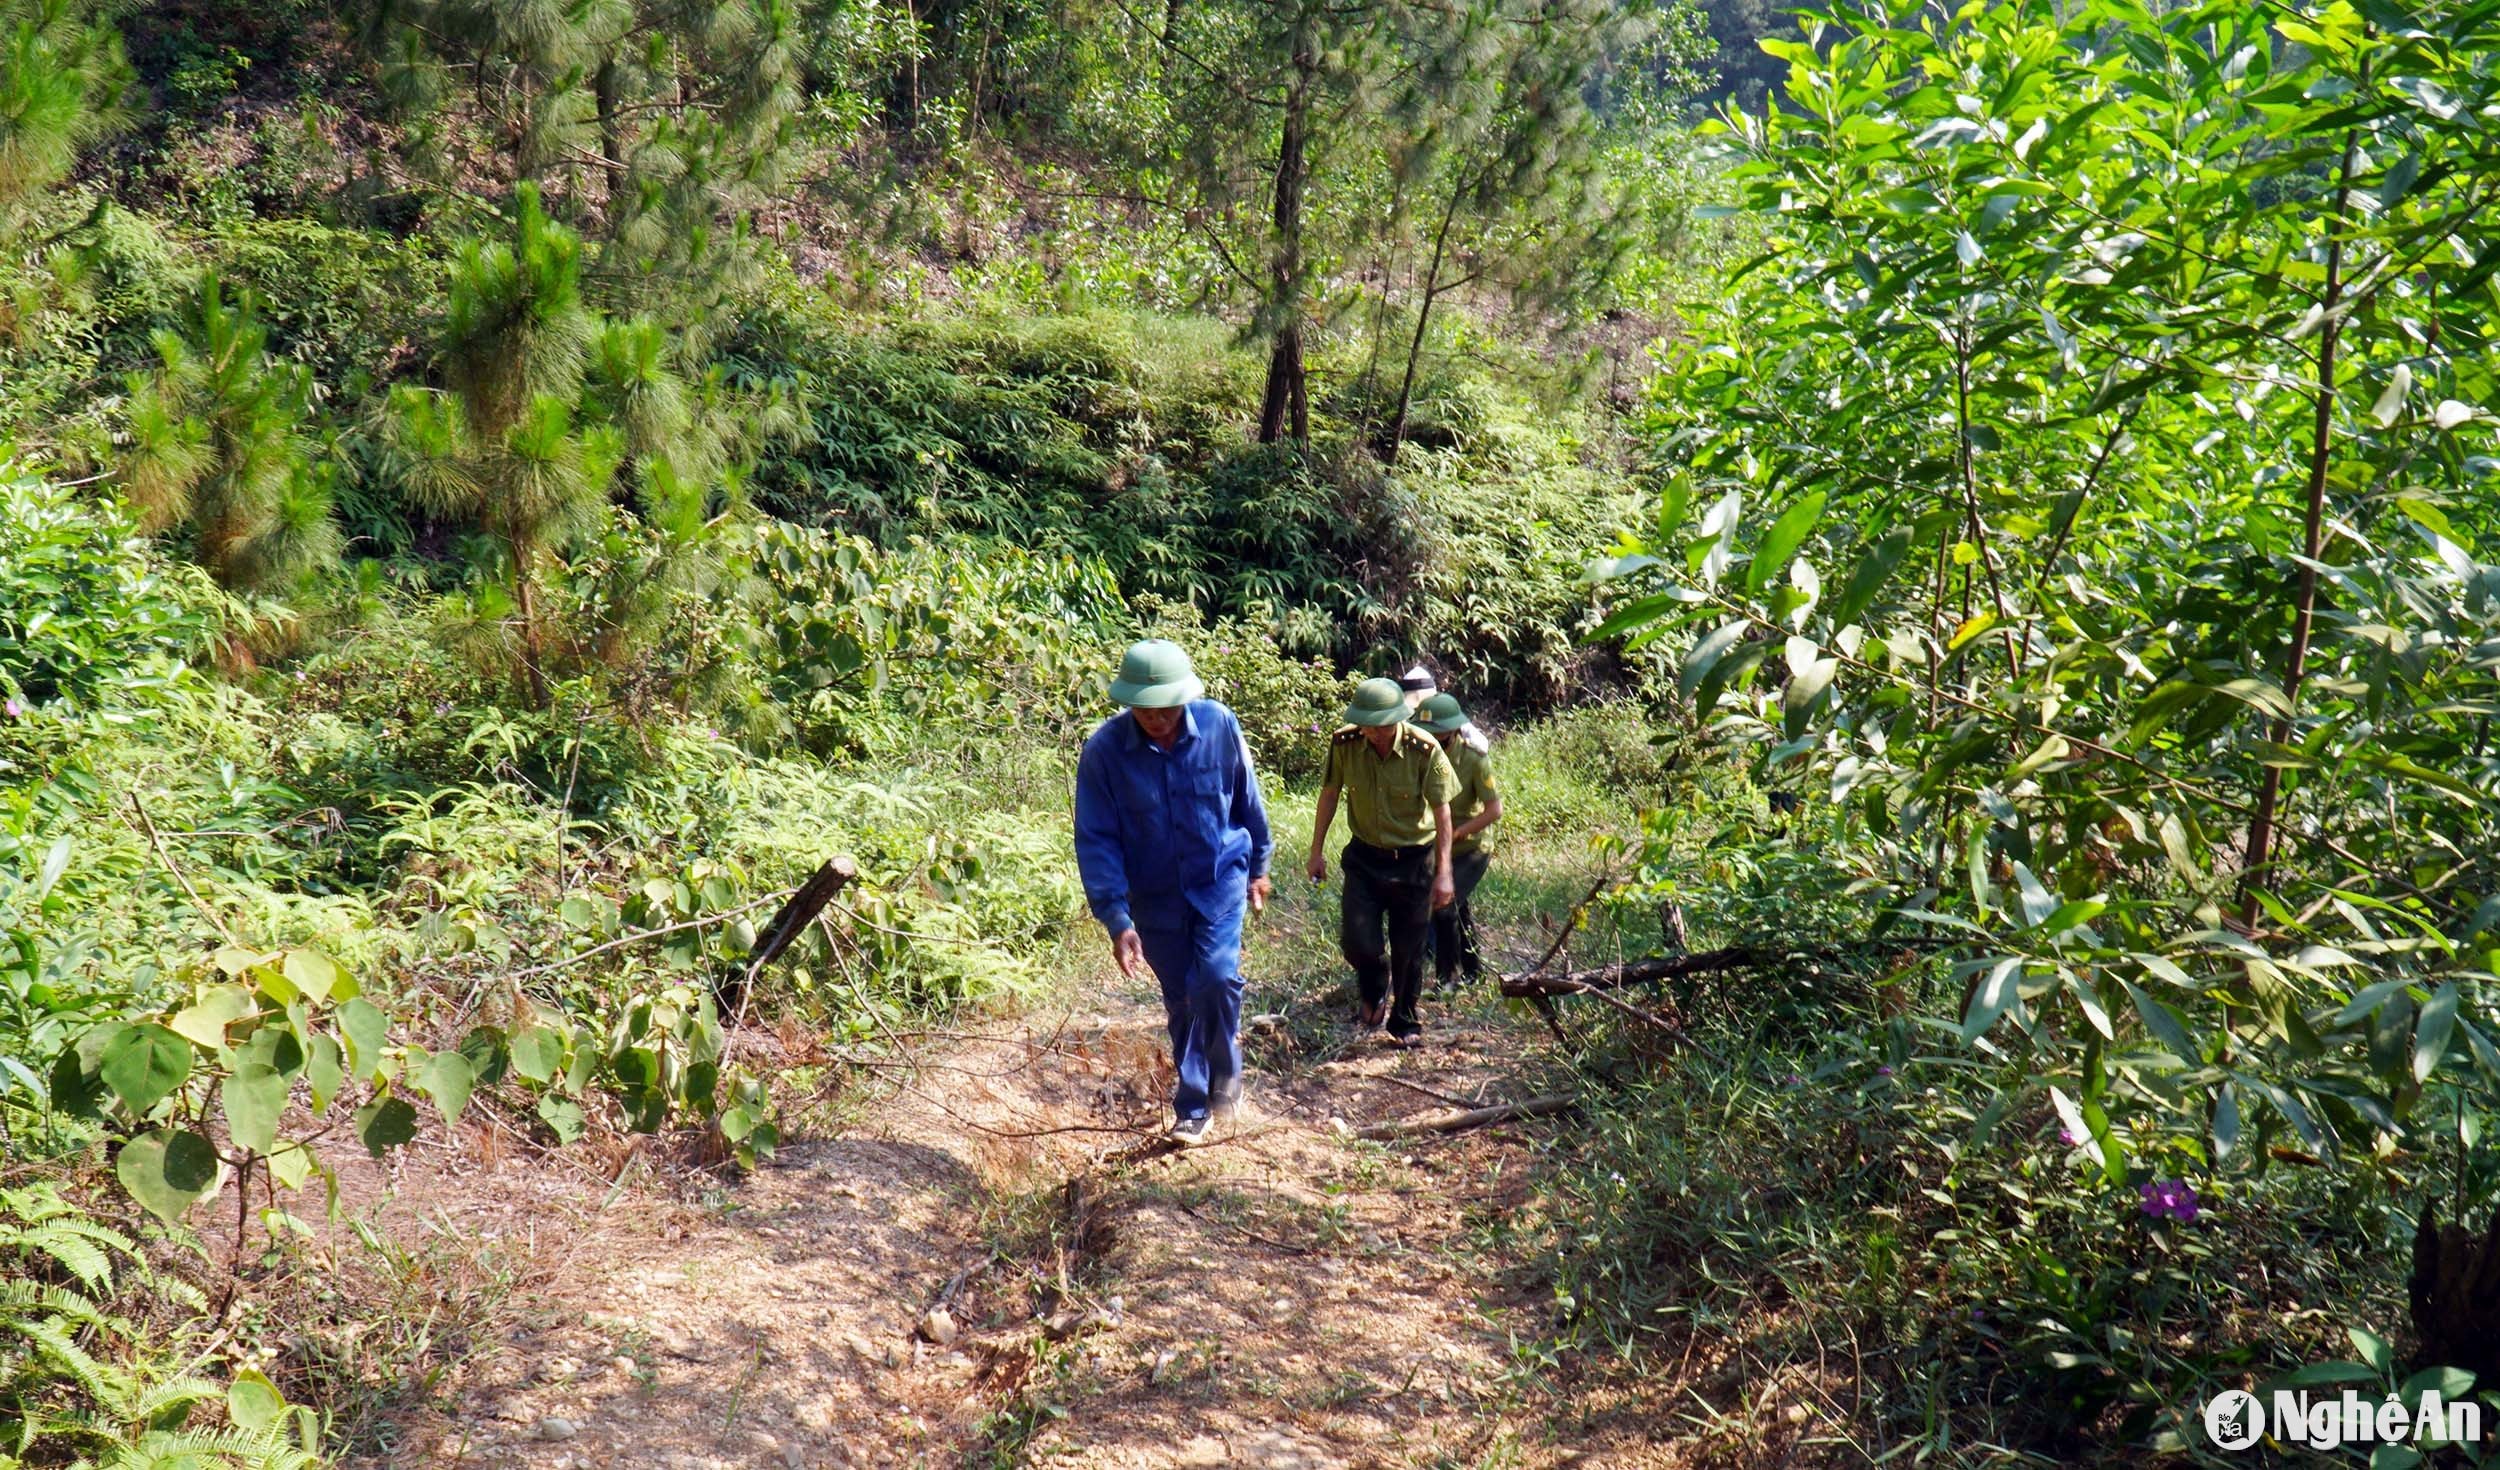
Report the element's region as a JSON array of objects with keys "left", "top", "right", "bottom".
[{"left": 1166, "top": 1115, "right": 1213, "bottom": 1147}]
